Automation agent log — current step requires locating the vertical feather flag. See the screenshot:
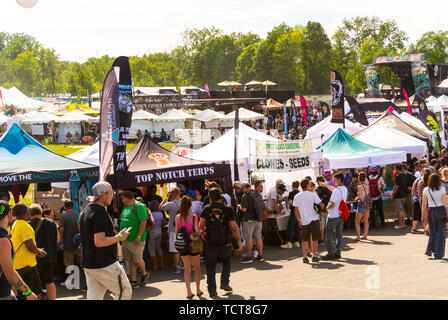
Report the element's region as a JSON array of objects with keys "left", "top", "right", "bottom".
[
  {"left": 204, "top": 83, "right": 211, "bottom": 99},
  {"left": 291, "top": 99, "right": 297, "bottom": 129},
  {"left": 99, "top": 56, "right": 133, "bottom": 183},
  {"left": 330, "top": 70, "right": 345, "bottom": 125},
  {"left": 402, "top": 88, "right": 412, "bottom": 115},
  {"left": 299, "top": 96, "right": 308, "bottom": 128},
  {"left": 345, "top": 96, "right": 369, "bottom": 126},
  {"left": 283, "top": 103, "right": 288, "bottom": 138}
]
